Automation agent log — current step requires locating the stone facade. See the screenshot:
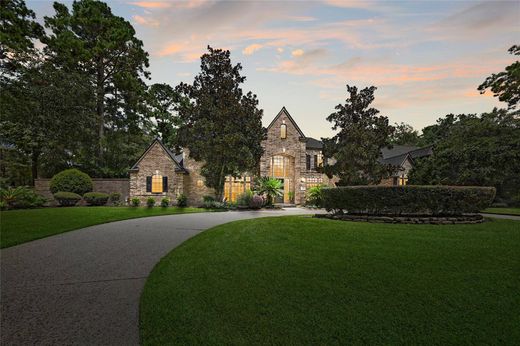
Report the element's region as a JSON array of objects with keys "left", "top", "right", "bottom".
[
  {"left": 129, "top": 140, "right": 184, "bottom": 205},
  {"left": 181, "top": 150, "right": 215, "bottom": 206}
]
